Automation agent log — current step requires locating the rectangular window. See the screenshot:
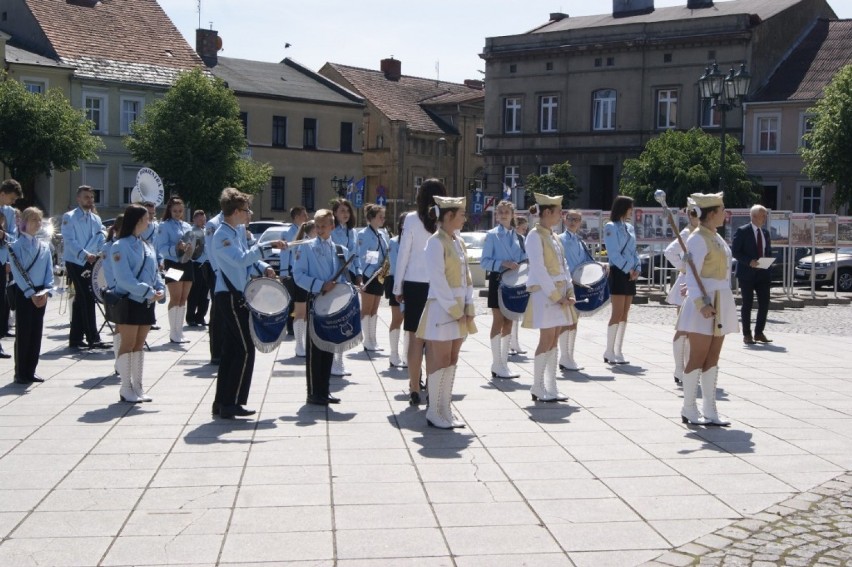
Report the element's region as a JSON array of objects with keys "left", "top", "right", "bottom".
[
  {"left": 592, "top": 89, "right": 616, "bottom": 131},
  {"left": 656, "top": 89, "right": 678, "bottom": 130},
  {"left": 504, "top": 97, "right": 522, "bottom": 134},
  {"left": 239, "top": 112, "right": 248, "bottom": 138},
  {"left": 757, "top": 116, "right": 779, "bottom": 153},
  {"left": 301, "top": 178, "right": 315, "bottom": 210},
  {"left": 539, "top": 95, "right": 558, "bottom": 133},
  {"left": 271, "top": 177, "right": 286, "bottom": 211},
  {"left": 800, "top": 114, "right": 815, "bottom": 148},
  {"left": 801, "top": 185, "right": 822, "bottom": 214},
  {"left": 340, "top": 122, "right": 353, "bottom": 153},
  {"left": 303, "top": 118, "right": 317, "bottom": 149},
  {"left": 272, "top": 116, "right": 287, "bottom": 147},
  {"left": 120, "top": 97, "right": 144, "bottom": 135},
  {"left": 475, "top": 127, "right": 484, "bottom": 155},
  {"left": 24, "top": 80, "right": 46, "bottom": 94},
  {"left": 121, "top": 166, "right": 141, "bottom": 205},
  {"left": 84, "top": 94, "right": 107, "bottom": 133},
  {"left": 504, "top": 165, "right": 520, "bottom": 190},
  {"left": 414, "top": 176, "right": 424, "bottom": 191},
  {"left": 539, "top": 165, "right": 552, "bottom": 176},
  {"left": 700, "top": 97, "right": 720, "bottom": 128},
  {"left": 82, "top": 164, "right": 106, "bottom": 204}
]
